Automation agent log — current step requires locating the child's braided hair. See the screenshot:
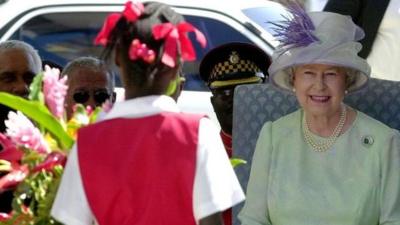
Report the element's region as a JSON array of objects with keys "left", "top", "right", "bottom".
[{"left": 102, "top": 2, "right": 184, "bottom": 86}]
